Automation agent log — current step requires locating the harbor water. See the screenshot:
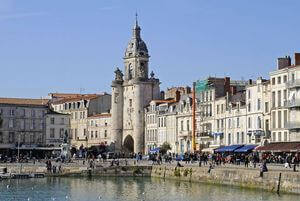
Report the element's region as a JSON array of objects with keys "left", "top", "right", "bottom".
[{"left": 0, "top": 177, "right": 299, "bottom": 201}]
